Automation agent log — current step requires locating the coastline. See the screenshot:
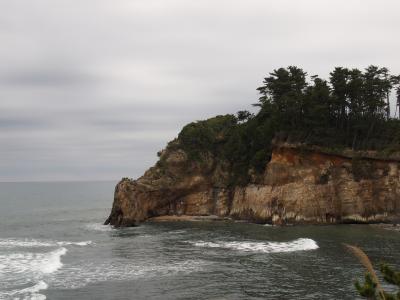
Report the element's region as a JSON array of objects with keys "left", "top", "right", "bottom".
[
  {"left": 370, "top": 223, "right": 400, "bottom": 232},
  {"left": 147, "top": 215, "right": 230, "bottom": 222}
]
